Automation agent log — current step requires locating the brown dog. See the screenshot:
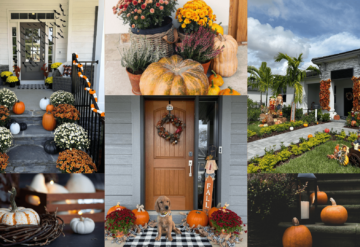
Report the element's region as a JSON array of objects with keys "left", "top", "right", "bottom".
[{"left": 154, "top": 196, "right": 181, "bottom": 241}]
